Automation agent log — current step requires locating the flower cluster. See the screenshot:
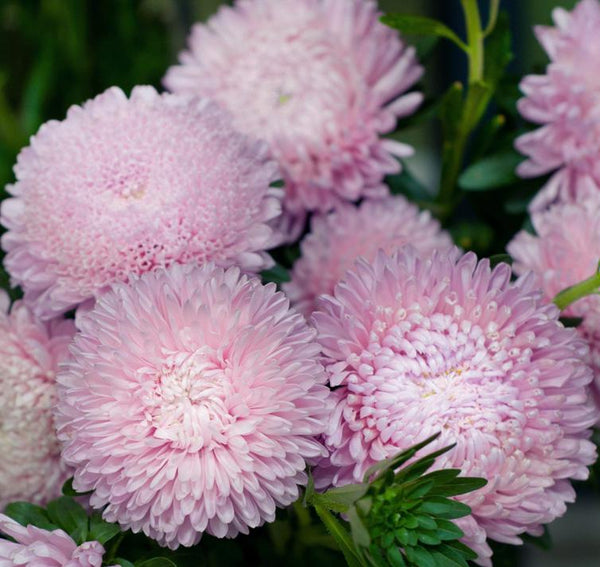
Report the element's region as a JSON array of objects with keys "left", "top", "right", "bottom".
[{"left": 0, "top": 0, "right": 598, "bottom": 566}]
